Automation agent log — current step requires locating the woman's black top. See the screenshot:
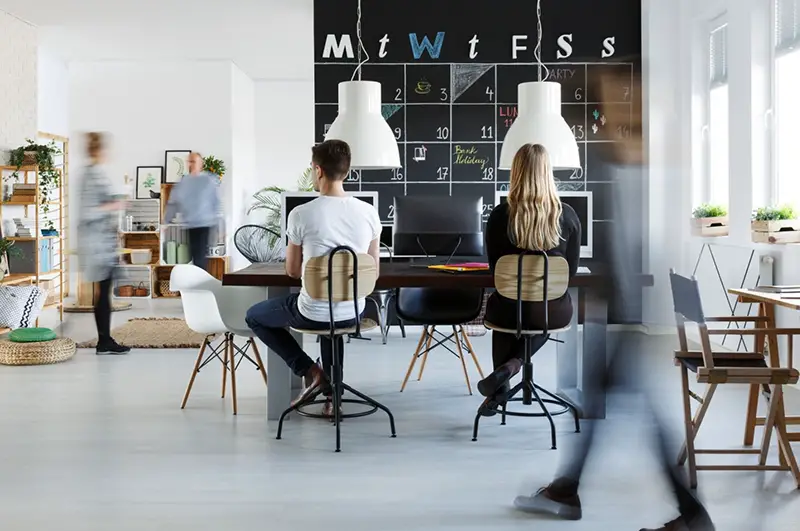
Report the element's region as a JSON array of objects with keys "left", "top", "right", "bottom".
[{"left": 484, "top": 202, "right": 582, "bottom": 331}]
